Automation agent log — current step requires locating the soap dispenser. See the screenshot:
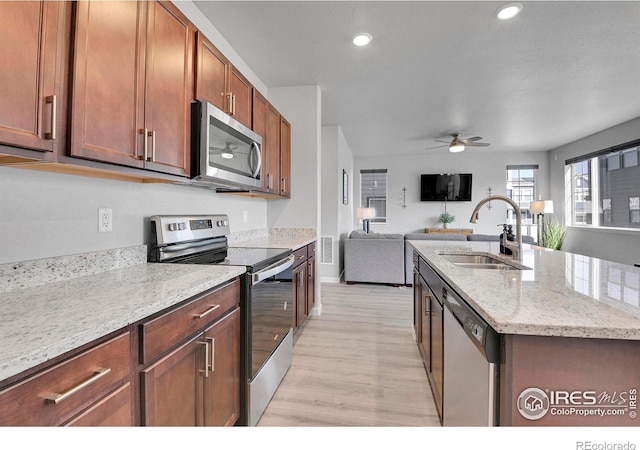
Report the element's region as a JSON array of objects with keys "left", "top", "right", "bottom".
[{"left": 499, "top": 224, "right": 515, "bottom": 255}]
